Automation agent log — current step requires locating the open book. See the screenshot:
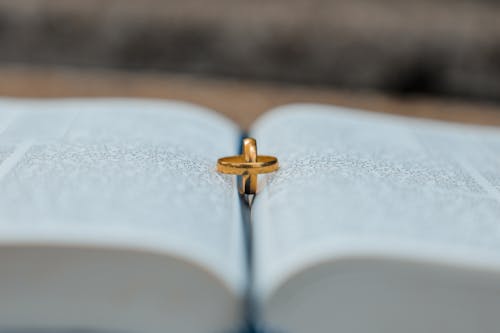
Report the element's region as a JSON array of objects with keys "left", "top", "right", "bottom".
[{"left": 1, "top": 98, "right": 500, "bottom": 333}]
